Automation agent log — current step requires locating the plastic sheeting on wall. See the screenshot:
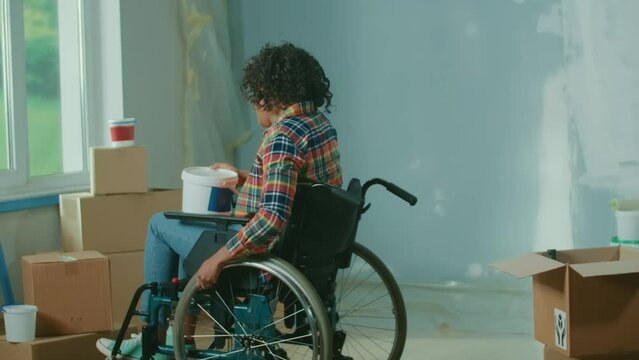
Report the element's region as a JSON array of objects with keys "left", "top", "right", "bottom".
[{"left": 179, "top": 0, "right": 251, "bottom": 167}]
